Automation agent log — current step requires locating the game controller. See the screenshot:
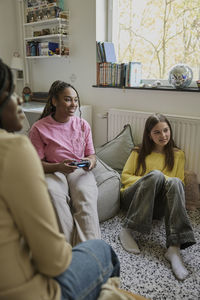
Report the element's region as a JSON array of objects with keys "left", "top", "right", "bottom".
[{"left": 69, "top": 160, "right": 91, "bottom": 168}]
